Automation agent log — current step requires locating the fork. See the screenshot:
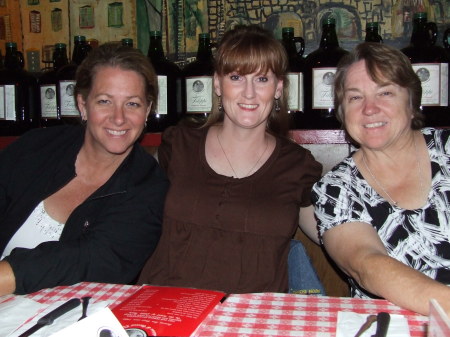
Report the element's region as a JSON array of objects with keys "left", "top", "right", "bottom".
[{"left": 78, "top": 296, "right": 91, "bottom": 321}]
